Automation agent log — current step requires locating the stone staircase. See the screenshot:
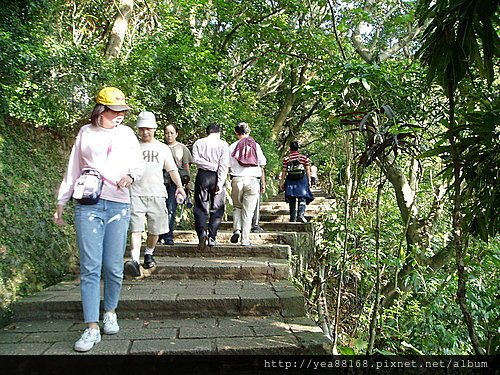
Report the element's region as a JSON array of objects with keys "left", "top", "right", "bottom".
[{"left": 0, "top": 190, "right": 333, "bottom": 355}]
